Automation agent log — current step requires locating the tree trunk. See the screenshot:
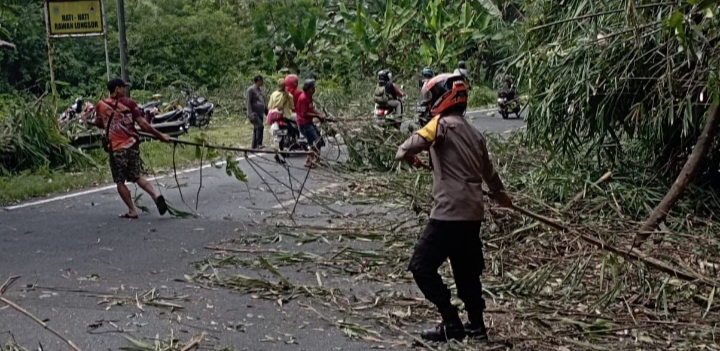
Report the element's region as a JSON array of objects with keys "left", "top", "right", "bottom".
[{"left": 633, "top": 102, "right": 720, "bottom": 247}]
